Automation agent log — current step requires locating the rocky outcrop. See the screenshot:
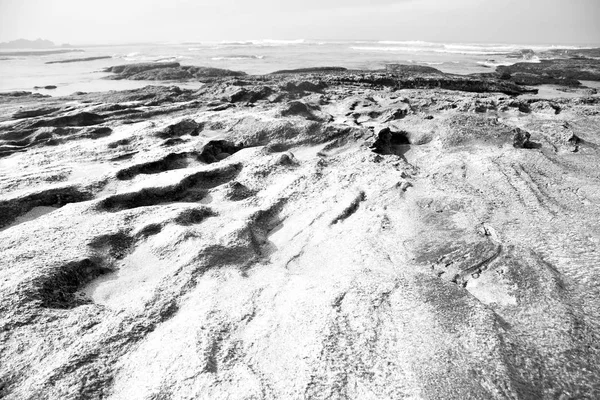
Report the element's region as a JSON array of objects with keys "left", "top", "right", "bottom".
[
  {"left": 105, "top": 62, "right": 246, "bottom": 81},
  {"left": 33, "top": 85, "right": 57, "bottom": 90},
  {"left": 270, "top": 66, "right": 348, "bottom": 74},
  {"left": 512, "top": 127, "right": 535, "bottom": 148},
  {"left": 495, "top": 58, "right": 600, "bottom": 85},
  {"left": 46, "top": 56, "right": 112, "bottom": 64},
  {"left": 1, "top": 69, "right": 600, "bottom": 400},
  {"left": 154, "top": 118, "right": 201, "bottom": 139},
  {"left": 0, "top": 38, "right": 55, "bottom": 49},
  {"left": 12, "top": 107, "right": 60, "bottom": 119},
  {"left": 105, "top": 62, "right": 537, "bottom": 95}
]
